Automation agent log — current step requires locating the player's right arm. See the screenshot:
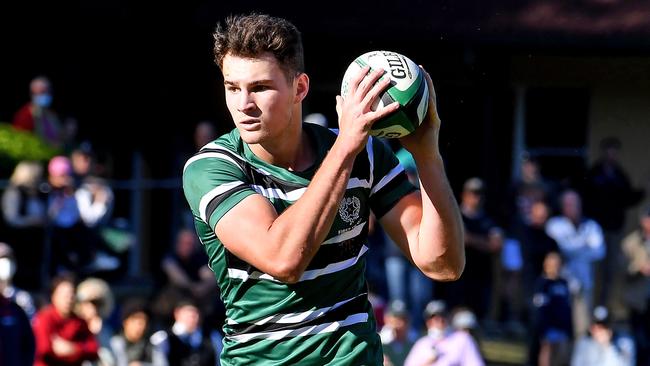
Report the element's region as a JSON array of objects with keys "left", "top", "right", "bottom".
[{"left": 186, "top": 66, "right": 398, "bottom": 284}]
